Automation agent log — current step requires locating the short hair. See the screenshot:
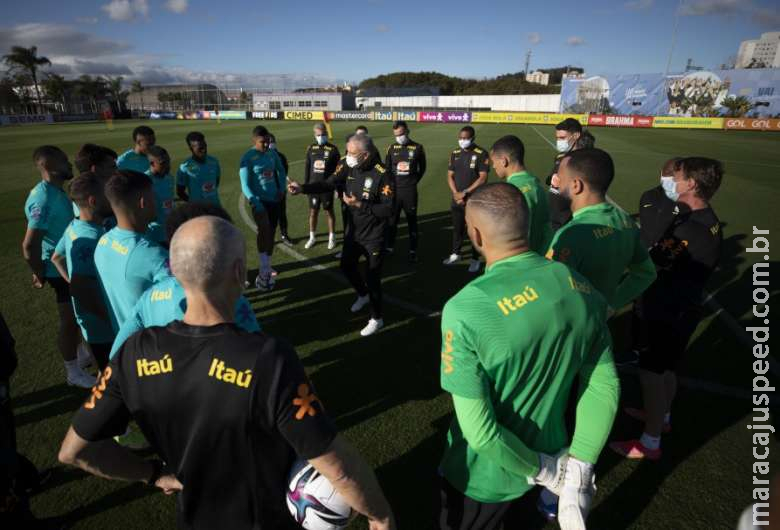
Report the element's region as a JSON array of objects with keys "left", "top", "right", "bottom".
[
  {"left": 467, "top": 182, "right": 529, "bottom": 244},
  {"left": 355, "top": 125, "right": 368, "bottom": 133},
  {"left": 165, "top": 202, "right": 233, "bottom": 242},
  {"left": 313, "top": 122, "right": 327, "bottom": 133},
  {"left": 33, "top": 145, "right": 66, "bottom": 165},
  {"left": 252, "top": 125, "right": 269, "bottom": 138},
  {"left": 185, "top": 131, "right": 205, "bottom": 145},
  {"left": 490, "top": 135, "right": 525, "bottom": 165},
  {"left": 574, "top": 130, "right": 596, "bottom": 150},
  {"left": 460, "top": 126, "right": 476, "bottom": 138},
  {"left": 392, "top": 120, "right": 408, "bottom": 130},
  {"left": 132, "top": 125, "right": 155, "bottom": 142},
  {"left": 555, "top": 118, "right": 582, "bottom": 135},
  {"left": 662, "top": 157, "right": 684, "bottom": 174},
  {"left": 68, "top": 172, "right": 104, "bottom": 208},
  {"left": 562, "top": 148, "right": 615, "bottom": 195},
  {"left": 146, "top": 145, "right": 170, "bottom": 162},
  {"left": 74, "top": 144, "right": 117, "bottom": 174},
  {"left": 104, "top": 170, "right": 152, "bottom": 208},
  {"left": 348, "top": 133, "right": 372, "bottom": 155},
  {"left": 677, "top": 157, "right": 723, "bottom": 200}
]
